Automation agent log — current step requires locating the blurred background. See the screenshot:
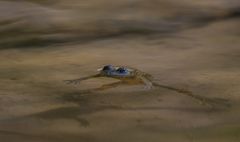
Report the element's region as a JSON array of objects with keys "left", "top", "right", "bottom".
[
  {"left": 0, "top": 0, "right": 239, "bottom": 48},
  {"left": 0, "top": 1, "right": 240, "bottom": 142}
]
